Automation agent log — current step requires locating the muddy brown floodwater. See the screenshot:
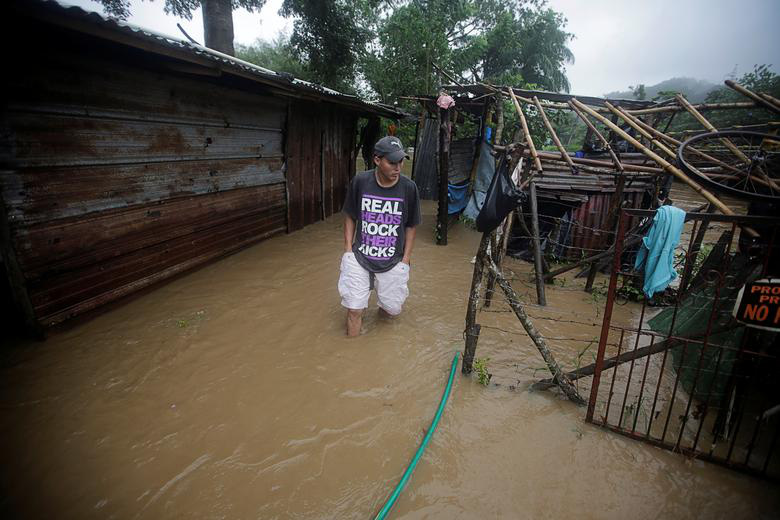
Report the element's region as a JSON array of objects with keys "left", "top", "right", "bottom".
[{"left": 1, "top": 200, "right": 778, "bottom": 519}]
